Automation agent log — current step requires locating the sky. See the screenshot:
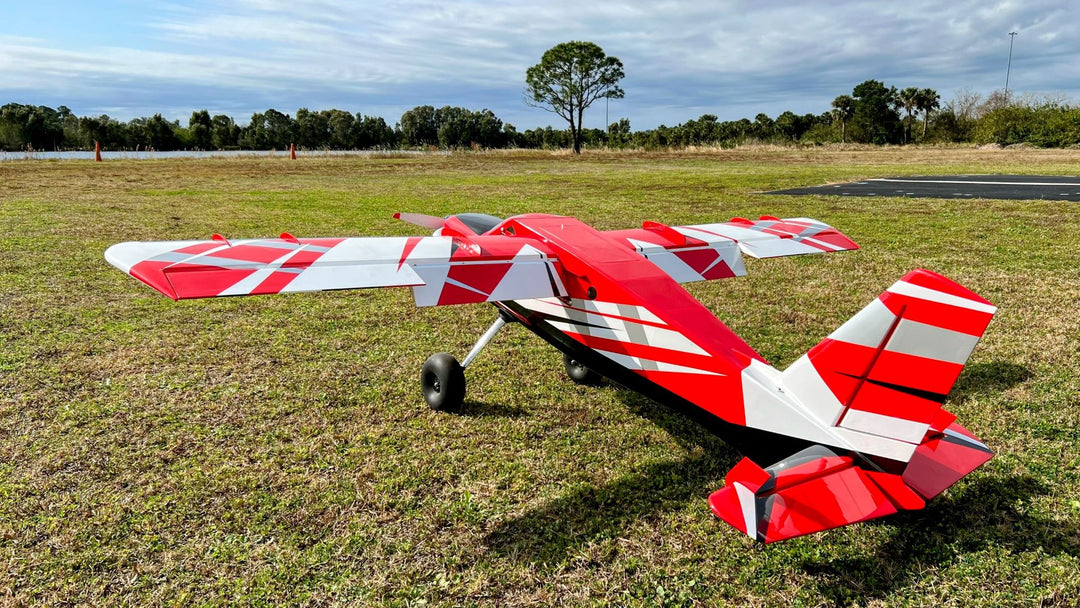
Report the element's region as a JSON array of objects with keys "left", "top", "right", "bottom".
[{"left": 0, "top": 1, "right": 1076, "bottom": 130}]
